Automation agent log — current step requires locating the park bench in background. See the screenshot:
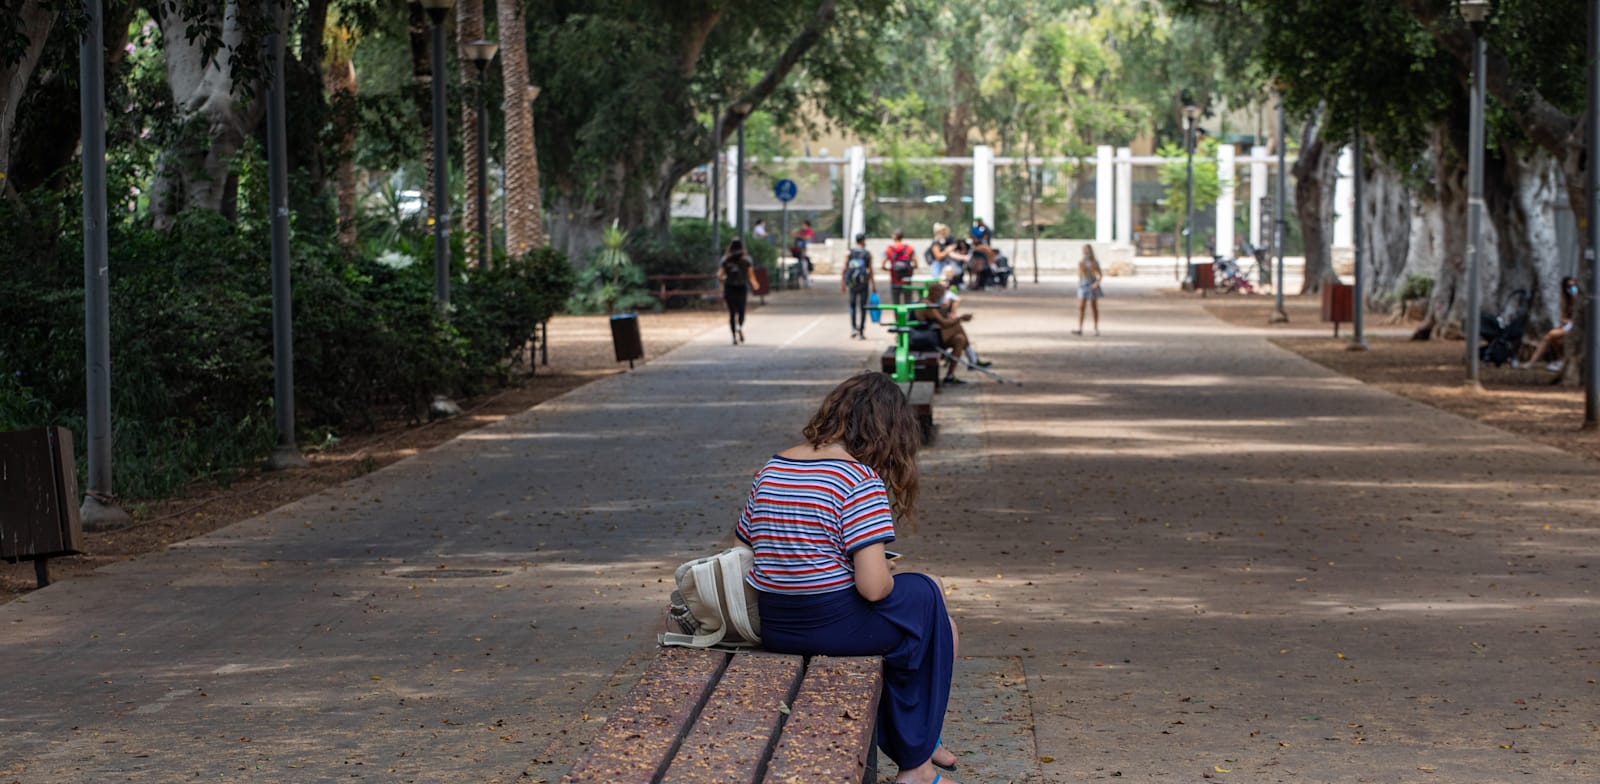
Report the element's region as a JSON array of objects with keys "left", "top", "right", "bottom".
[
  {"left": 562, "top": 647, "right": 883, "bottom": 784},
  {"left": 647, "top": 274, "right": 722, "bottom": 307}
]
